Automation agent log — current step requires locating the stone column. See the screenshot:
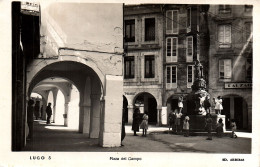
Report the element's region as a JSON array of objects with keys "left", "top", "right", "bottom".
[
  {"left": 99, "top": 75, "right": 123, "bottom": 147},
  {"left": 127, "top": 105, "right": 134, "bottom": 124},
  {"left": 64, "top": 102, "right": 69, "bottom": 127},
  {"left": 52, "top": 103, "right": 56, "bottom": 123},
  {"left": 79, "top": 104, "right": 91, "bottom": 134},
  {"left": 90, "top": 94, "right": 101, "bottom": 138},
  {"left": 79, "top": 77, "right": 91, "bottom": 133},
  {"left": 157, "top": 107, "right": 162, "bottom": 126}
]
